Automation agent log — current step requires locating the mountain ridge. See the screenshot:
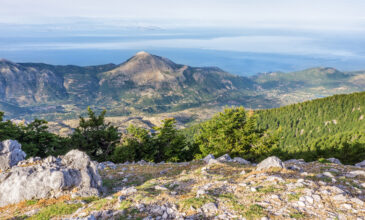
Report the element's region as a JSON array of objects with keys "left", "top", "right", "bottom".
[{"left": 0, "top": 52, "right": 364, "bottom": 120}]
